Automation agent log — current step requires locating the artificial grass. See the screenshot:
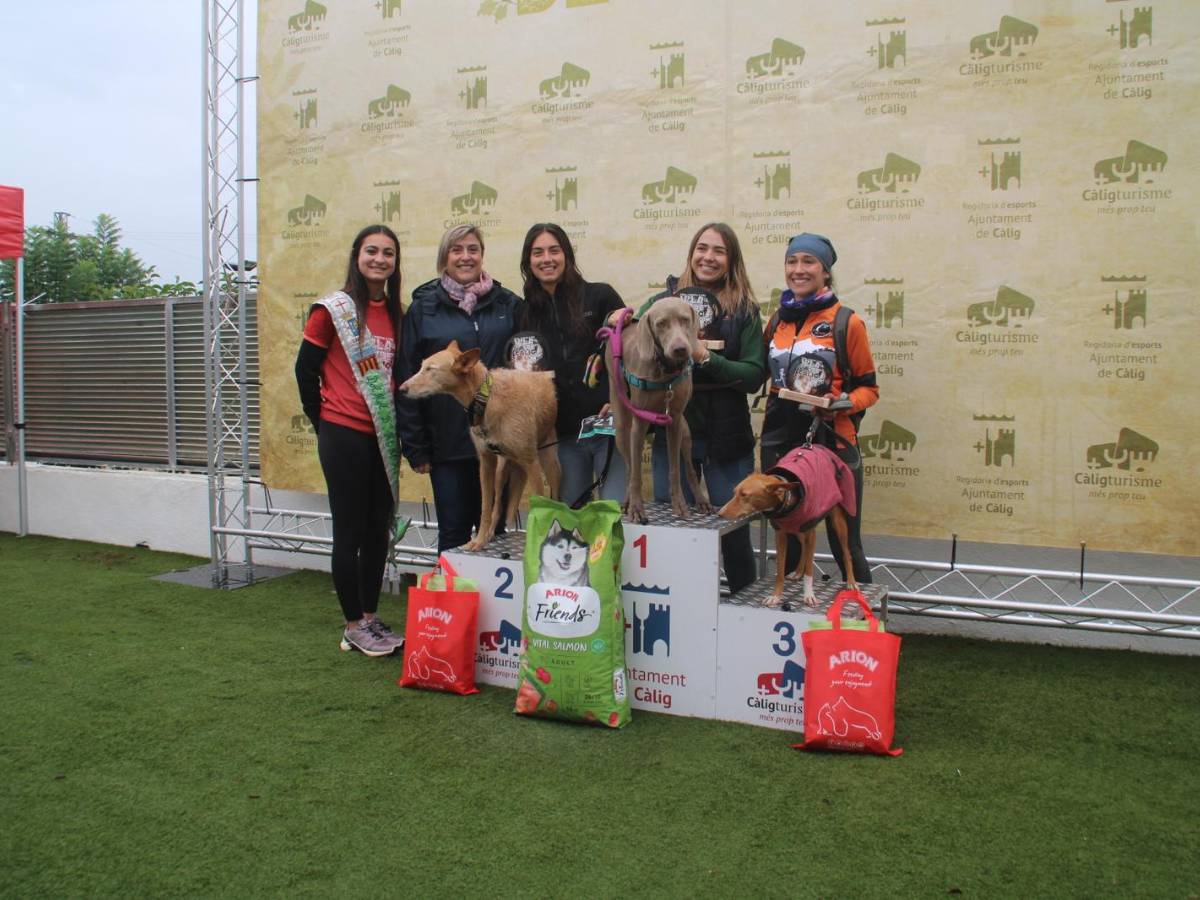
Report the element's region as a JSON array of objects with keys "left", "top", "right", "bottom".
[{"left": 1, "top": 533, "right": 1197, "bottom": 899}]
